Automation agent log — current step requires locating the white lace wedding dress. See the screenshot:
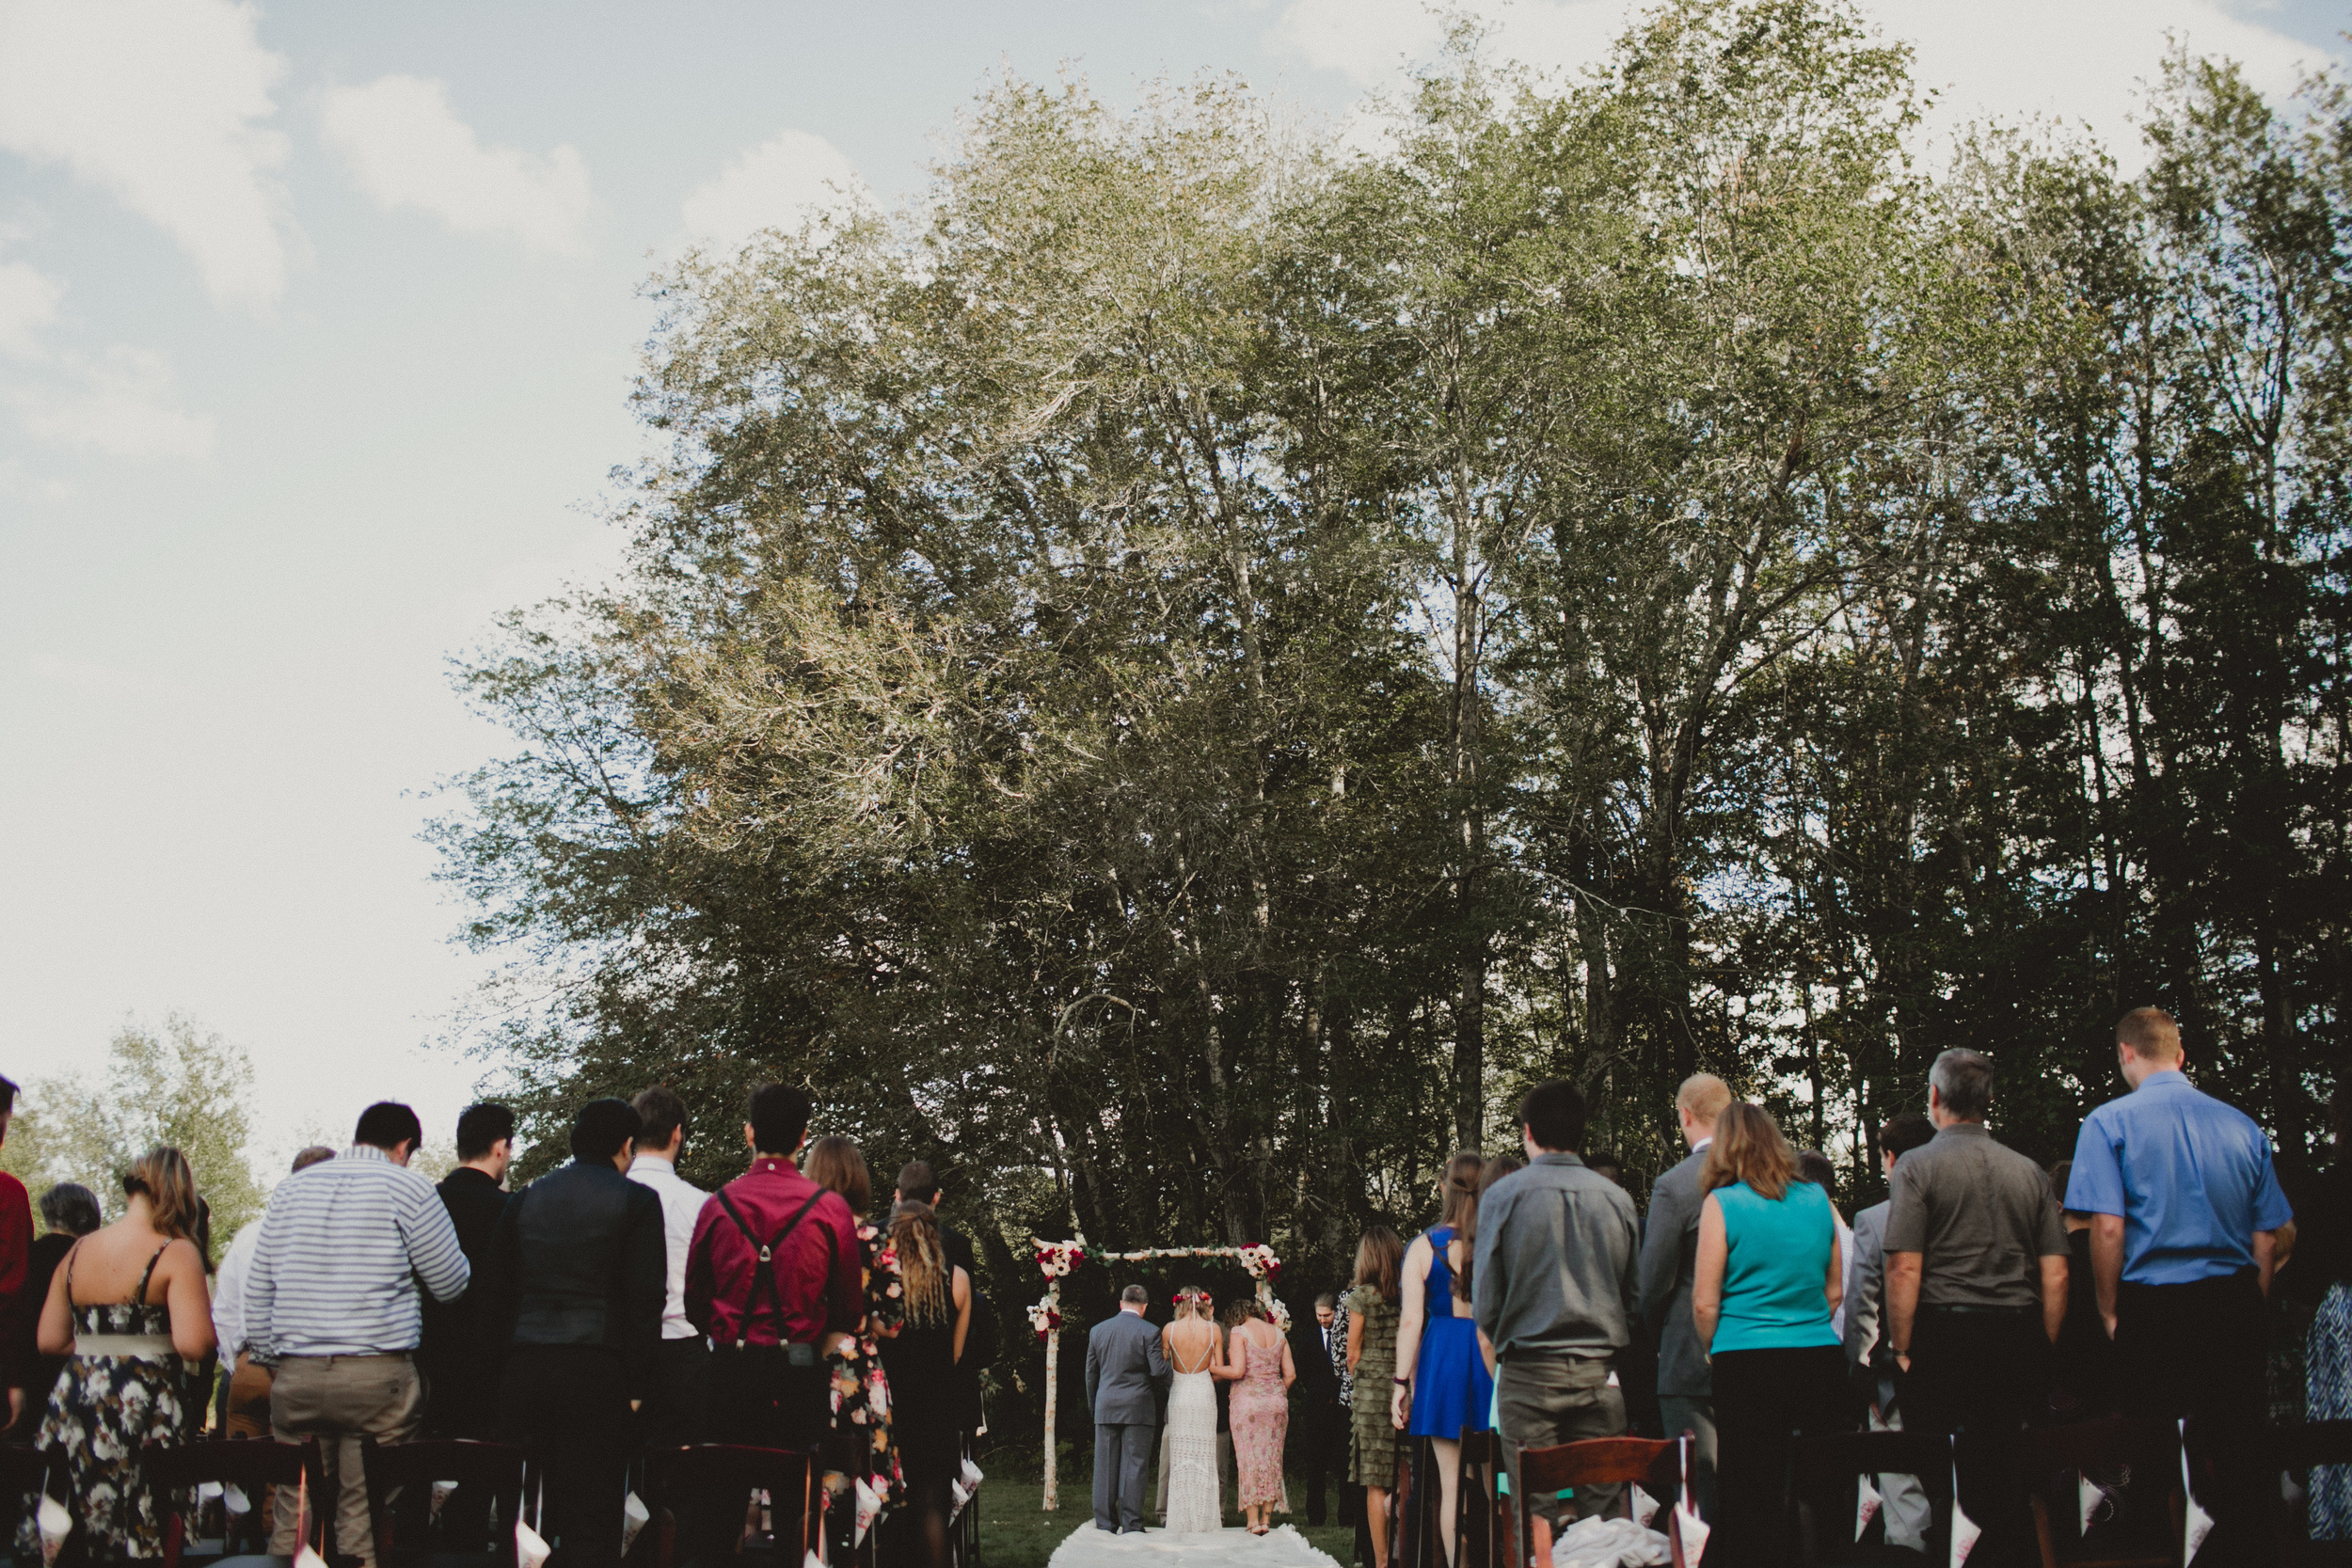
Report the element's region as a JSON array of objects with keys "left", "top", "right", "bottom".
[{"left": 1164, "top": 1361, "right": 1222, "bottom": 1534}]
